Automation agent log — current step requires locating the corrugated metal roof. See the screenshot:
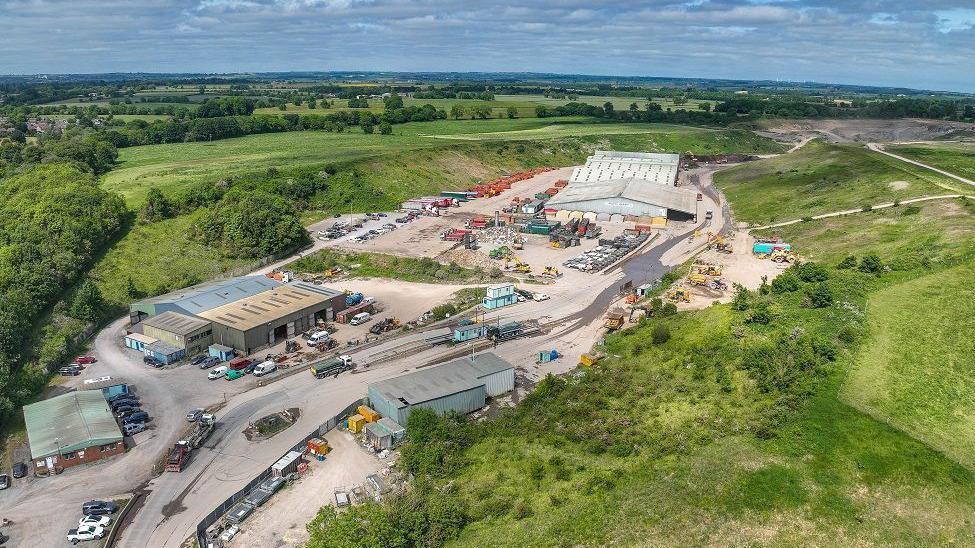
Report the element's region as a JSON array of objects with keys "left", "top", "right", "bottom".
[
  {"left": 141, "top": 311, "right": 210, "bottom": 336},
  {"left": 570, "top": 150, "right": 680, "bottom": 187},
  {"left": 369, "top": 353, "right": 514, "bottom": 410},
  {"left": 147, "top": 340, "right": 182, "bottom": 355},
  {"left": 132, "top": 276, "right": 282, "bottom": 315},
  {"left": 196, "top": 281, "right": 342, "bottom": 332},
  {"left": 124, "top": 332, "right": 157, "bottom": 345},
  {"left": 24, "top": 391, "right": 122, "bottom": 459},
  {"left": 548, "top": 178, "right": 698, "bottom": 214}
]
